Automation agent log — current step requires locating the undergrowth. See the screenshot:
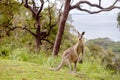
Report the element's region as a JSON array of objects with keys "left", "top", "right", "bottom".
[{"left": 0, "top": 47, "right": 120, "bottom": 80}]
